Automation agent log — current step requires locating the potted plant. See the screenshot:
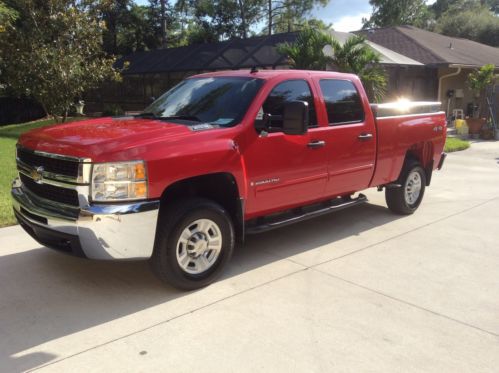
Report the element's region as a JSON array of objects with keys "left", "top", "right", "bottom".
[
  {"left": 74, "top": 100, "right": 85, "bottom": 115},
  {"left": 480, "top": 120, "right": 494, "bottom": 140},
  {"left": 466, "top": 64, "right": 495, "bottom": 135}
]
